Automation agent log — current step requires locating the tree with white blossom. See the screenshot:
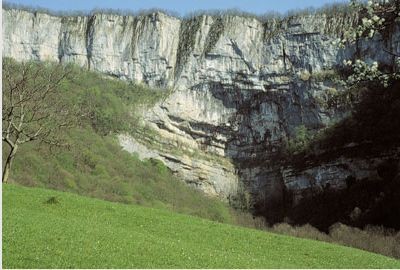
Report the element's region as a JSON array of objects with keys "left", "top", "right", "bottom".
[{"left": 339, "top": 0, "right": 400, "bottom": 88}]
